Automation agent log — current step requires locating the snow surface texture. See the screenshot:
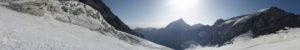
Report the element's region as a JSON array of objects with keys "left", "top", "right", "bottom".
[
  {"left": 186, "top": 28, "right": 300, "bottom": 50},
  {"left": 0, "top": 0, "right": 171, "bottom": 50}
]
